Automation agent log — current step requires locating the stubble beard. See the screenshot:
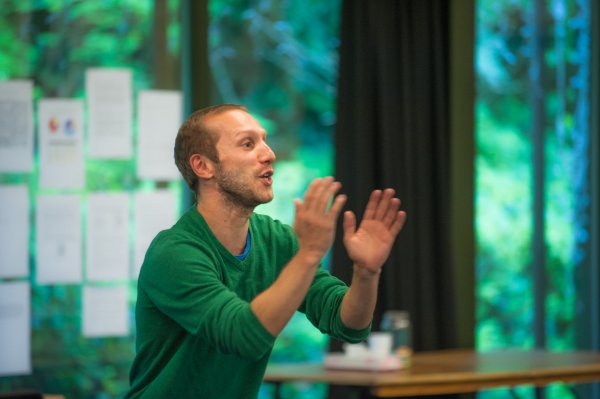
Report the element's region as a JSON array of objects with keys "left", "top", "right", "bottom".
[{"left": 214, "top": 163, "right": 273, "bottom": 212}]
